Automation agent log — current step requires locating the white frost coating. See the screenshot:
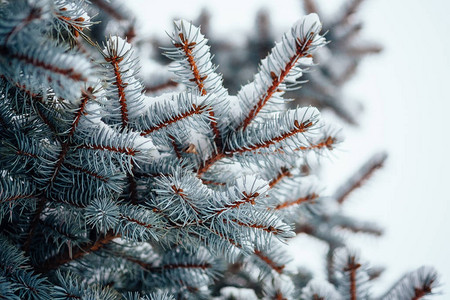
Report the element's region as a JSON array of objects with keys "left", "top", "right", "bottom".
[
  {"left": 102, "top": 36, "right": 132, "bottom": 56},
  {"left": 56, "top": 1, "right": 90, "bottom": 23},
  {"left": 102, "top": 36, "right": 148, "bottom": 123},
  {"left": 167, "top": 20, "right": 229, "bottom": 131},
  {"left": 290, "top": 106, "right": 320, "bottom": 125},
  {"left": 301, "top": 279, "right": 340, "bottom": 299},
  {"left": 219, "top": 287, "right": 258, "bottom": 300},
  {"left": 235, "top": 14, "right": 326, "bottom": 128},
  {"left": 234, "top": 175, "right": 269, "bottom": 196}
]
